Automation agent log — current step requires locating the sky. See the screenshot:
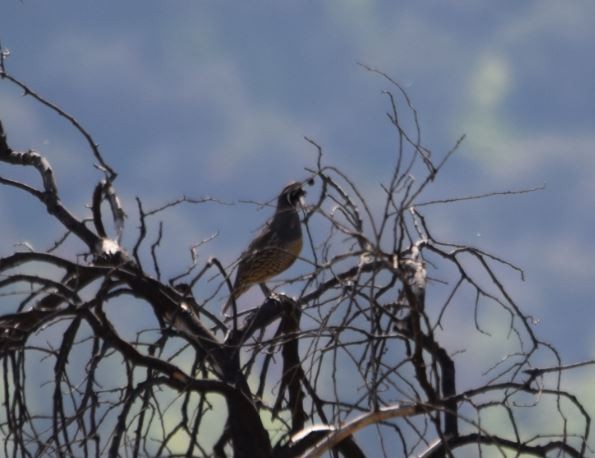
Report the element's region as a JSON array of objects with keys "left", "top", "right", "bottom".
[{"left": 1, "top": 1, "right": 595, "bottom": 454}]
